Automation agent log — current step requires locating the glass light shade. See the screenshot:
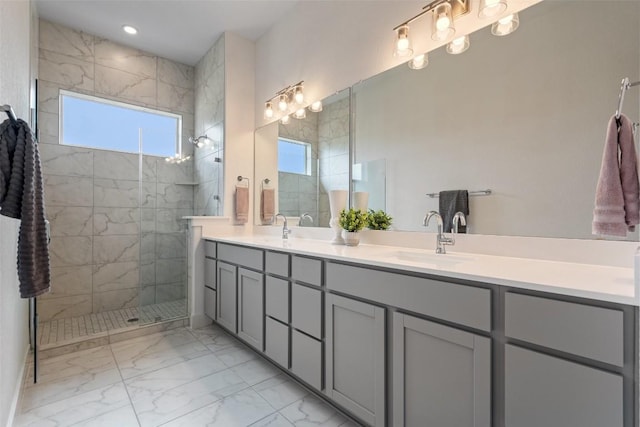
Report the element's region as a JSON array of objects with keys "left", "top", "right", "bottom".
[
  {"left": 491, "top": 13, "right": 519, "bottom": 36},
  {"left": 280, "top": 115, "right": 290, "bottom": 124},
  {"left": 264, "top": 101, "right": 274, "bottom": 119},
  {"left": 393, "top": 25, "right": 413, "bottom": 57},
  {"left": 278, "top": 94, "right": 289, "bottom": 111},
  {"left": 478, "top": 0, "right": 507, "bottom": 19},
  {"left": 408, "top": 53, "right": 428, "bottom": 70},
  {"left": 309, "top": 100, "right": 323, "bottom": 112},
  {"left": 446, "top": 35, "right": 470, "bottom": 54},
  {"left": 294, "top": 108, "right": 306, "bottom": 119},
  {"left": 432, "top": 3, "right": 455, "bottom": 41},
  {"left": 294, "top": 85, "right": 304, "bottom": 104}
]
